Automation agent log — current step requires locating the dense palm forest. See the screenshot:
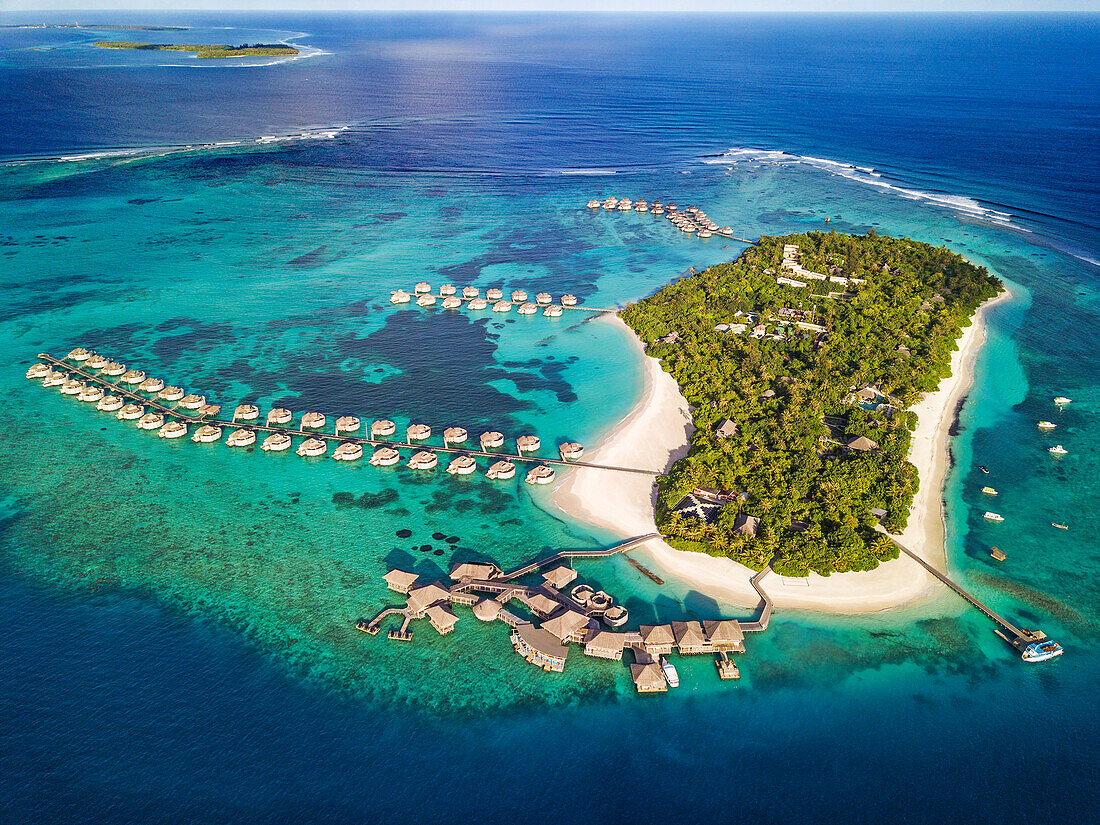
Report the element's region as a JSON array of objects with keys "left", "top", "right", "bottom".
[{"left": 620, "top": 231, "right": 1002, "bottom": 577}]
